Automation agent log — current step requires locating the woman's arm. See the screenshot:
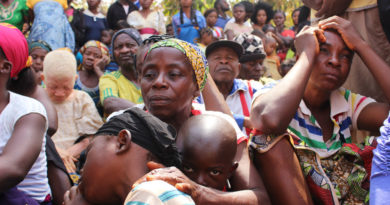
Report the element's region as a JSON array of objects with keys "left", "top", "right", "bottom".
[
  {"left": 252, "top": 135, "right": 313, "bottom": 205},
  {"left": 251, "top": 26, "right": 324, "bottom": 135},
  {"left": 0, "top": 113, "right": 46, "bottom": 191}
]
